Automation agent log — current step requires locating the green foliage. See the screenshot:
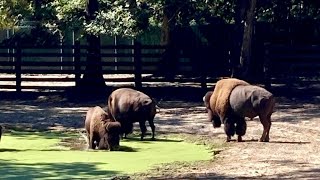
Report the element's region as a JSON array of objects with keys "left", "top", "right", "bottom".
[
  {"left": 256, "top": 0, "right": 320, "bottom": 22},
  {"left": 84, "top": 1, "right": 138, "bottom": 37},
  {"left": 1, "top": 0, "right": 320, "bottom": 37},
  {"left": 45, "top": 0, "right": 87, "bottom": 35},
  {"left": 148, "top": 0, "right": 234, "bottom": 26},
  {"left": 0, "top": 0, "right": 33, "bottom": 29}
]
